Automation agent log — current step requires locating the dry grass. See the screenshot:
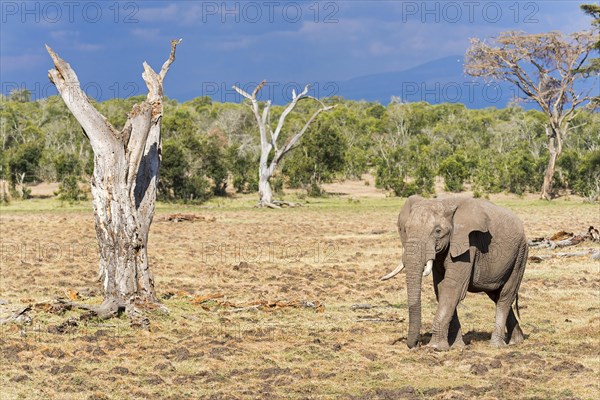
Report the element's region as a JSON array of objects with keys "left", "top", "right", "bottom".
[{"left": 0, "top": 192, "right": 598, "bottom": 399}]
